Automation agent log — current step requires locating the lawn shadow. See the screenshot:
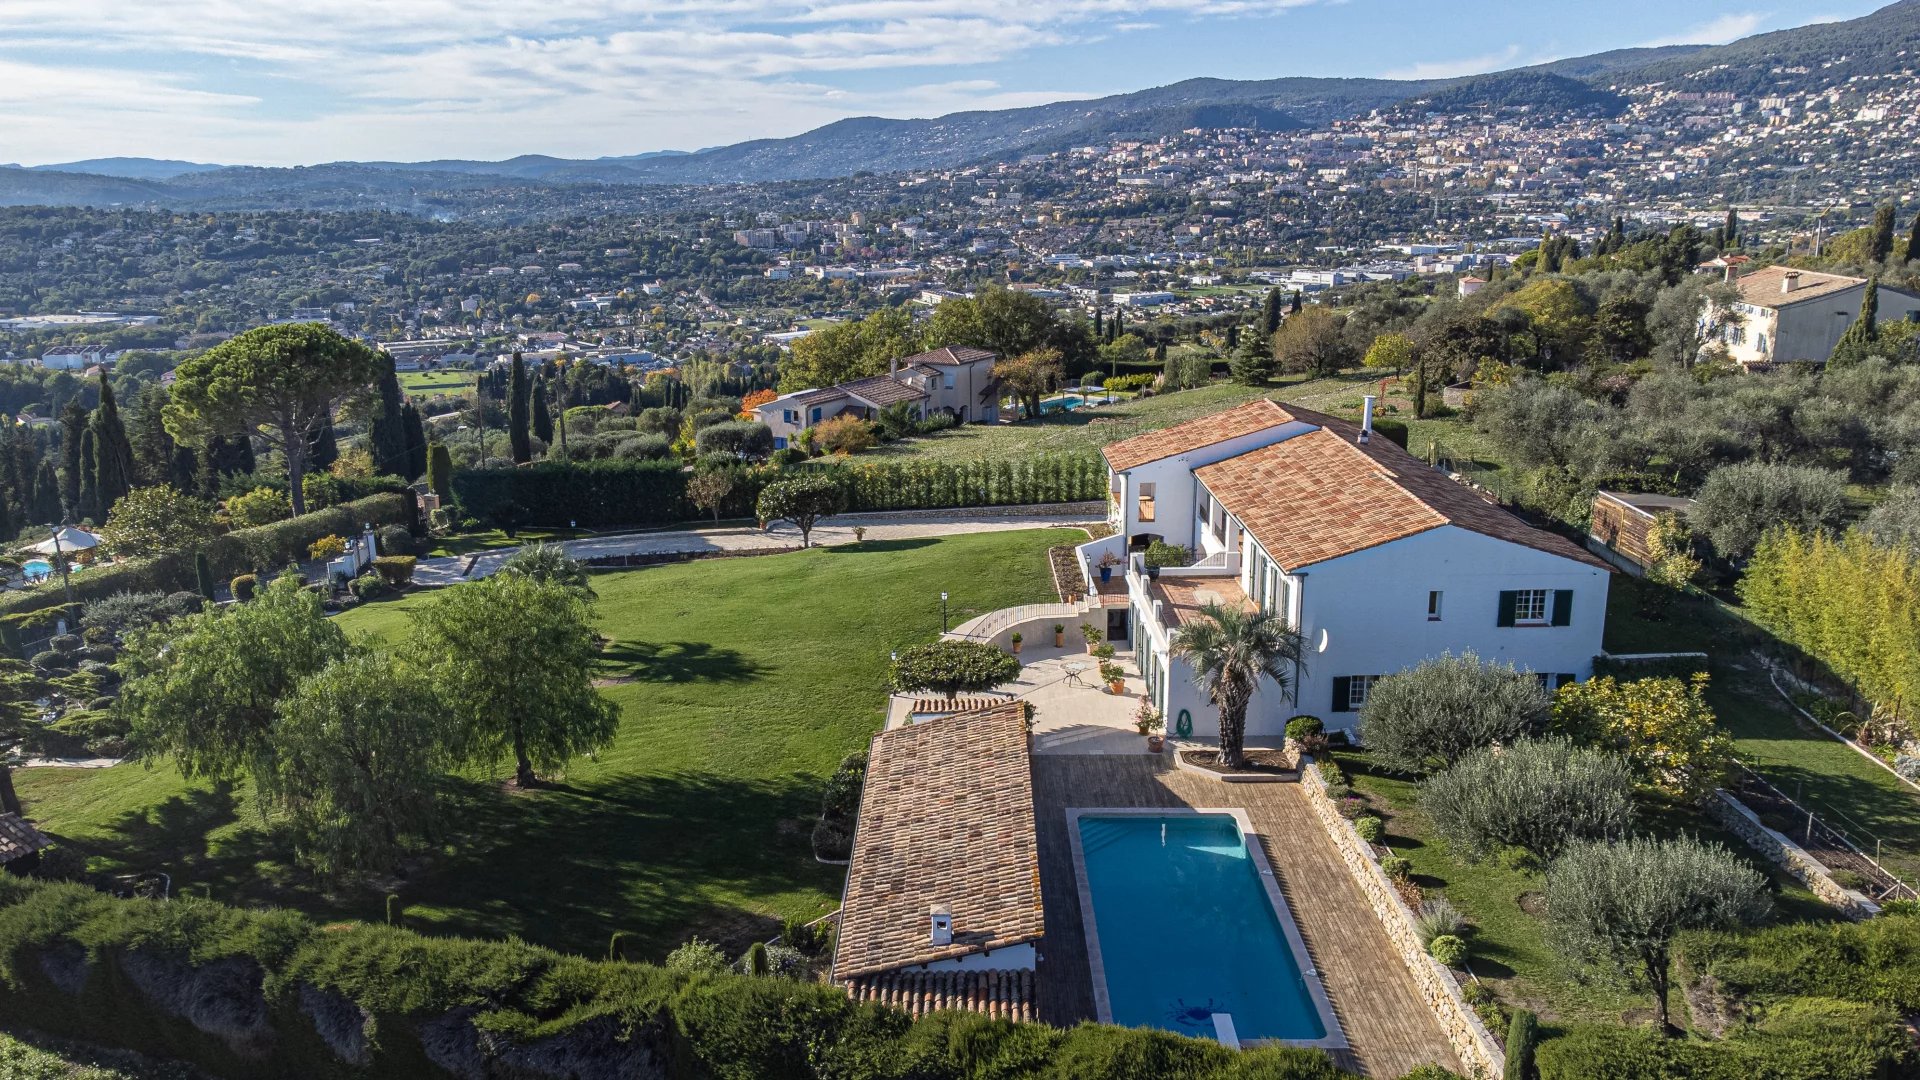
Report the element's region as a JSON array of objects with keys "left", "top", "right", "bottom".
[
  {"left": 599, "top": 640, "right": 761, "bottom": 684},
  {"left": 412, "top": 768, "right": 840, "bottom": 959},
  {"left": 60, "top": 783, "right": 322, "bottom": 906},
  {"left": 826, "top": 538, "right": 938, "bottom": 554}
]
